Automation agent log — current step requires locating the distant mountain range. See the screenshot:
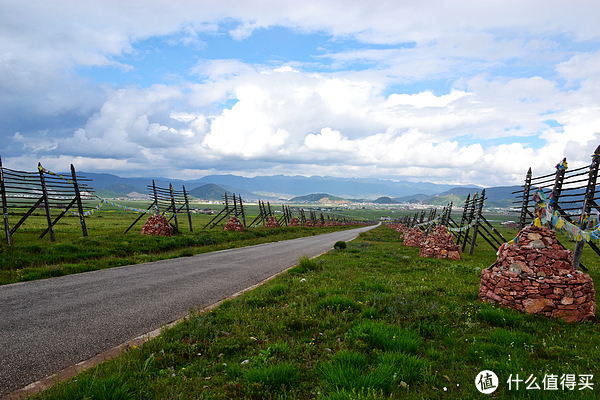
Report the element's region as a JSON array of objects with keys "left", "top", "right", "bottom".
[{"left": 73, "top": 171, "right": 522, "bottom": 206}]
